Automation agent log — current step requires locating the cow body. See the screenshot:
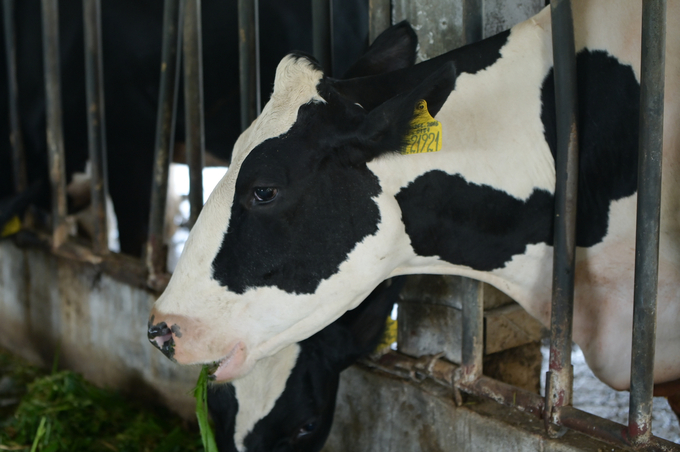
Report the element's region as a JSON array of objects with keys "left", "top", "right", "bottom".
[{"left": 149, "top": 0, "right": 680, "bottom": 393}]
